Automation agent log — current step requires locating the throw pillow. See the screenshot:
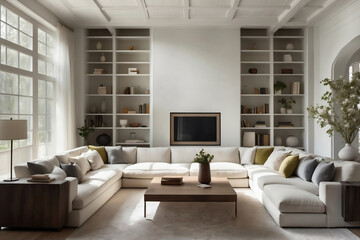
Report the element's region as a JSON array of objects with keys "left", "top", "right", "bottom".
[
  {"left": 311, "top": 161, "right": 335, "bottom": 186},
  {"left": 241, "top": 147, "right": 257, "bottom": 165},
  {"left": 88, "top": 145, "right": 108, "bottom": 163},
  {"left": 49, "top": 166, "right": 67, "bottom": 181},
  {"left": 254, "top": 147, "right": 274, "bottom": 165},
  {"left": 264, "top": 150, "right": 291, "bottom": 170},
  {"left": 81, "top": 150, "right": 104, "bottom": 170},
  {"left": 105, "top": 146, "right": 123, "bottom": 164},
  {"left": 279, "top": 155, "right": 300, "bottom": 178},
  {"left": 68, "top": 156, "right": 91, "bottom": 176},
  {"left": 27, "top": 161, "right": 54, "bottom": 175},
  {"left": 56, "top": 154, "right": 70, "bottom": 164},
  {"left": 295, "top": 159, "right": 319, "bottom": 181},
  {"left": 61, "top": 163, "right": 84, "bottom": 183}
]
